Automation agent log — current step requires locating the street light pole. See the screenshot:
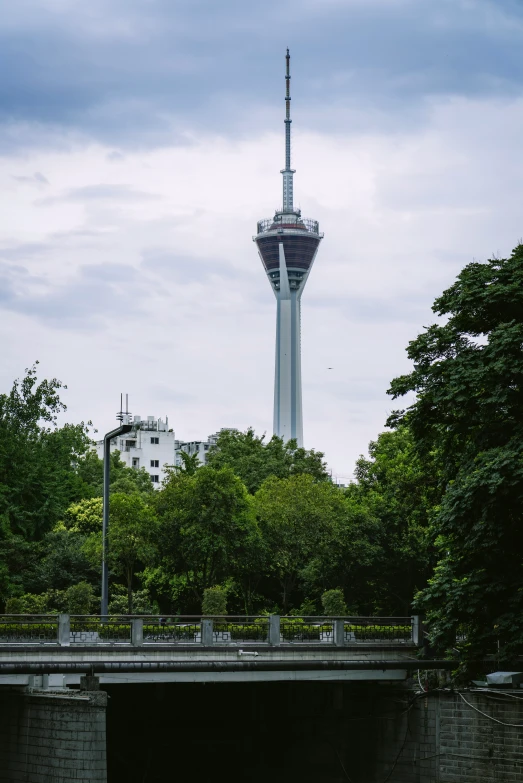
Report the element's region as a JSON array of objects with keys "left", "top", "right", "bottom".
[{"left": 101, "top": 395, "right": 133, "bottom": 616}]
